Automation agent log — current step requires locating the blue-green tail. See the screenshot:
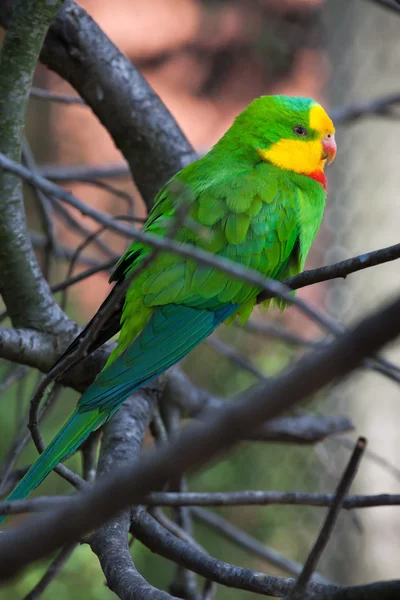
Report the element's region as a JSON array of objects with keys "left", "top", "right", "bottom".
[
  {"left": 77, "top": 303, "right": 237, "bottom": 414},
  {"left": 0, "top": 409, "right": 106, "bottom": 525},
  {"left": 0, "top": 303, "right": 236, "bottom": 524}
]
